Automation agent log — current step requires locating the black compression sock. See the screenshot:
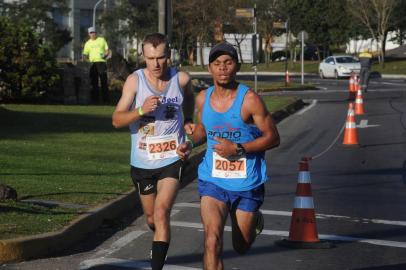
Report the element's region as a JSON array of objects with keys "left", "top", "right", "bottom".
[{"left": 151, "top": 241, "right": 169, "bottom": 270}]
